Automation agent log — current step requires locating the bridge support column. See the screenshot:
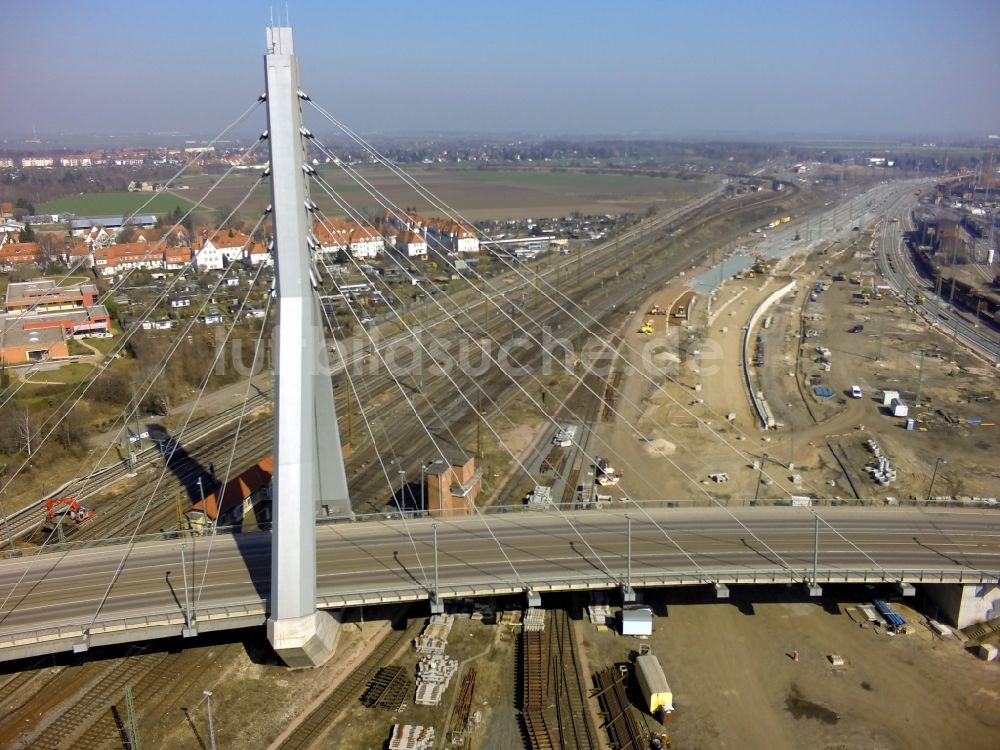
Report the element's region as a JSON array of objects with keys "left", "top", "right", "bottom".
[
  {"left": 526, "top": 589, "right": 541, "bottom": 608},
  {"left": 924, "top": 583, "right": 1000, "bottom": 630},
  {"left": 267, "top": 610, "right": 342, "bottom": 669},
  {"left": 895, "top": 581, "right": 915, "bottom": 597},
  {"left": 713, "top": 583, "right": 730, "bottom": 599},
  {"left": 804, "top": 581, "right": 823, "bottom": 597},
  {"left": 264, "top": 25, "right": 352, "bottom": 668}
]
